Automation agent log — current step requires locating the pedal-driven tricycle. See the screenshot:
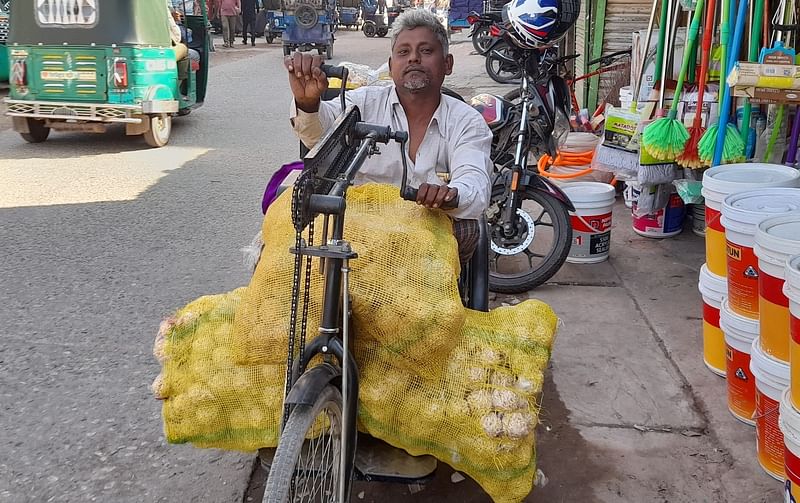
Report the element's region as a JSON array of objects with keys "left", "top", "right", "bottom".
[
  {"left": 258, "top": 64, "right": 490, "bottom": 502},
  {"left": 3, "top": 0, "right": 210, "bottom": 147},
  {"left": 282, "top": 0, "right": 336, "bottom": 59}
]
